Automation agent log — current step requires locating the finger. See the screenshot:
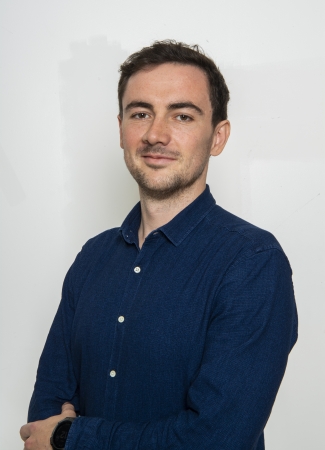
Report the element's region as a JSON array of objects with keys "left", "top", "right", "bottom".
[
  {"left": 20, "top": 424, "right": 30, "bottom": 441},
  {"left": 61, "top": 402, "right": 76, "bottom": 415}
]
